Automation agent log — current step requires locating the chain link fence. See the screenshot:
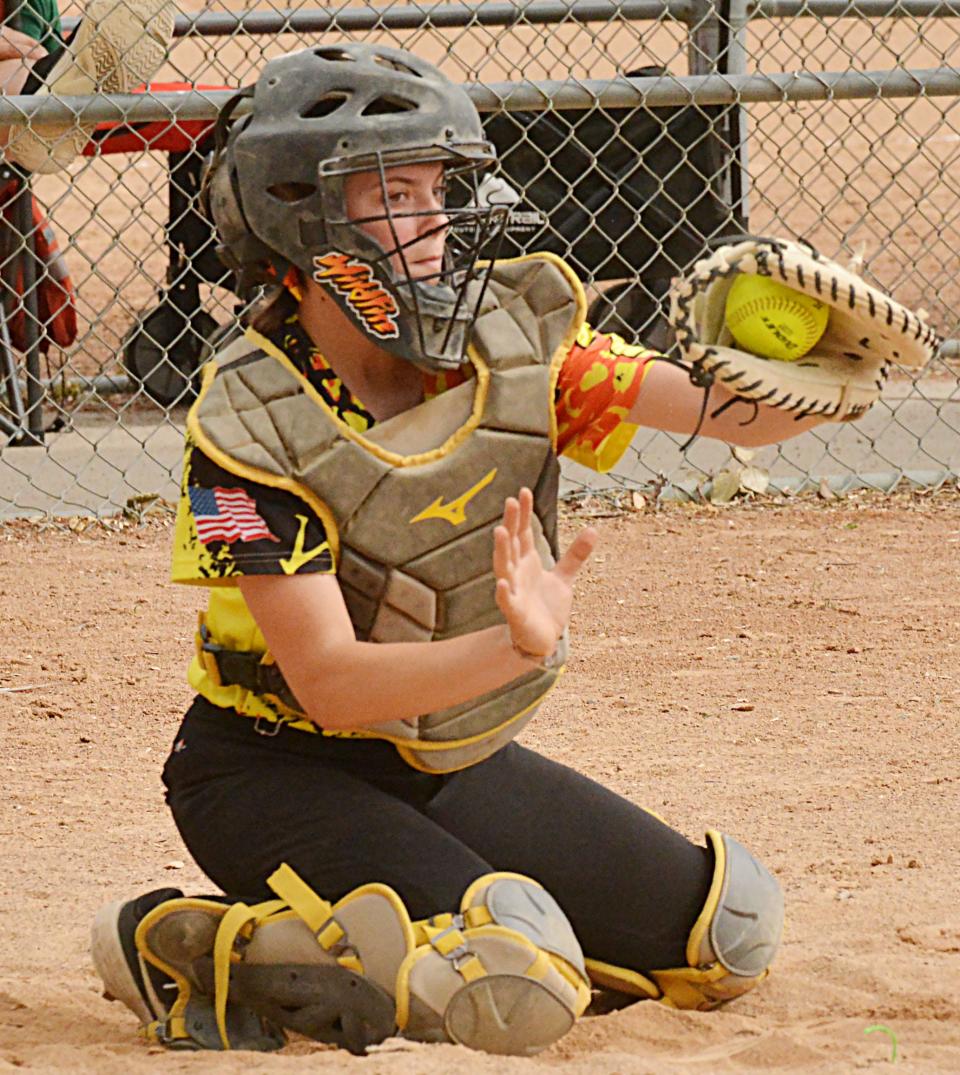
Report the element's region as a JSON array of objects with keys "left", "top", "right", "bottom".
[{"left": 1, "top": 0, "right": 959, "bottom": 517}]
